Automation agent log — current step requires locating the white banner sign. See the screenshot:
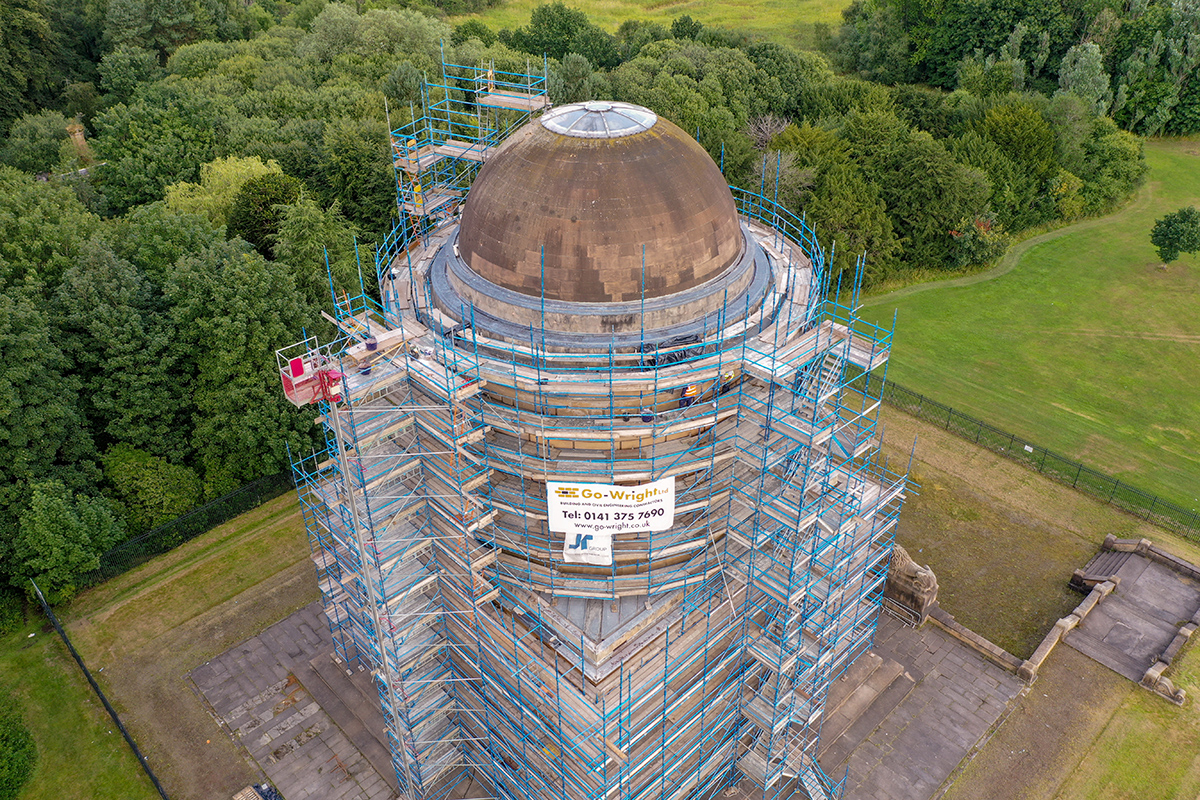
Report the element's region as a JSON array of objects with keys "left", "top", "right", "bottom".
[{"left": 548, "top": 477, "right": 676, "bottom": 566}]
